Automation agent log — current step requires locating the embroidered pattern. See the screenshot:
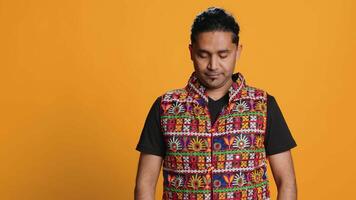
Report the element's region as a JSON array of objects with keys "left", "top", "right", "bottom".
[{"left": 160, "top": 71, "right": 270, "bottom": 200}]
